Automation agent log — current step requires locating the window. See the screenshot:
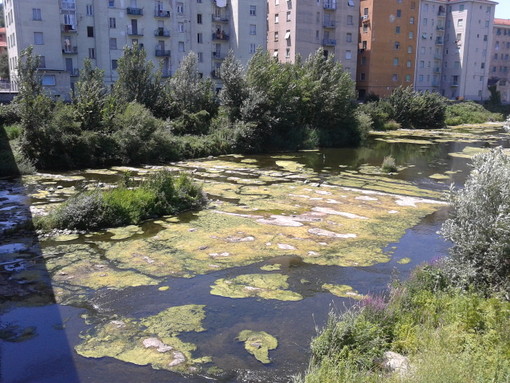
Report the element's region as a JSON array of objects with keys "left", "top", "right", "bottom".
[
  {"left": 274, "top": 32, "right": 279, "bottom": 42},
  {"left": 406, "top": 60, "right": 411, "bottom": 68},
  {"left": 419, "top": 60, "right": 424, "bottom": 68},
  {"left": 392, "top": 74, "right": 398, "bottom": 81},
  {"left": 394, "top": 41, "right": 400, "bottom": 49},
  {"left": 410, "top": 16, "right": 414, "bottom": 24},
  {"left": 407, "top": 46, "right": 412, "bottom": 53},
  {"left": 41, "top": 75, "right": 56, "bottom": 86},
  {"left": 347, "top": 0, "right": 354, "bottom": 6},
  {"left": 178, "top": 22, "right": 184, "bottom": 32},
  {"left": 286, "top": 48, "right": 290, "bottom": 58},
  {"left": 396, "top": 9, "right": 401, "bottom": 17},
  {"left": 197, "top": 33, "right": 203, "bottom": 43},
  {"left": 345, "top": 50, "right": 352, "bottom": 59},
  {"left": 250, "top": 5, "right": 256, "bottom": 16},
  {"left": 108, "top": 0, "right": 115, "bottom": 7},
  {"left": 34, "top": 32, "right": 44, "bottom": 45},
  {"left": 483, "top": 35, "right": 488, "bottom": 41},
  {"left": 423, "top": 18, "right": 427, "bottom": 26},
  {"left": 459, "top": 4, "right": 464, "bottom": 11},
  {"left": 360, "top": 73, "right": 366, "bottom": 80},
  {"left": 393, "top": 57, "right": 399, "bottom": 66},
  {"left": 481, "top": 62, "right": 485, "bottom": 69},
  {"left": 347, "top": 15, "right": 353, "bottom": 25},
  {"left": 177, "top": 2, "right": 184, "bottom": 14},
  {"left": 32, "top": 8, "right": 42, "bottom": 20},
  {"left": 87, "top": 26, "right": 94, "bottom": 37},
  {"left": 457, "top": 19, "right": 463, "bottom": 27},
  {"left": 275, "top": 14, "right": 279, "bottom": 23},
  {"left": 275, "top": 0, "right": 279, "bottom": 4},
  {"left": 109, "top": 38, "right": 117, "bottom": 49},
  {"left": 419, "top": 74, "right": 424, "bottom": 82},
  {"left": 405, "top": 74, "right": 411, "bottom": 82},
  {"left": 112, "top": 59, "right": 118, "bottom": 70},
  {"left": 197, "top": 52, "right": 203, "bottom": 62},
  {"left": 396, "top": 26, "right": 400, "bottom": 34},
  {"left": 409, "top": 32, "right": 414, "bottom": 39},
  {"left": 346, "top": 33, "right": 352, "bottom": 42},
  {"left": 109, "top": 17, "right": 116, "bottom": 28},
  {"left": 286, "top": 11, "right": 291, "bottom": 21},
  {"left": 363, "top": 23, "right": 368, "bottom": 33},
  {"left": 250, "top": 43, "right": 256, "bottom": 54},
  {"left": 38, "top": 56, "right": 46, "bottom": 68},
  {"left": 250, "top": 24, "right": 256, "bottom": 35},
  {"left": 178, "top": 41, "right": 185, "bottom": 52},
  {"left": 197, "top": 14, "right": 202, "bottom": 24},
  {"left": 86, "top": 4, "right": 94, "bottom": 15},
  {"left": 88, "top": 48, "right": 96, "bottom": 59}
]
